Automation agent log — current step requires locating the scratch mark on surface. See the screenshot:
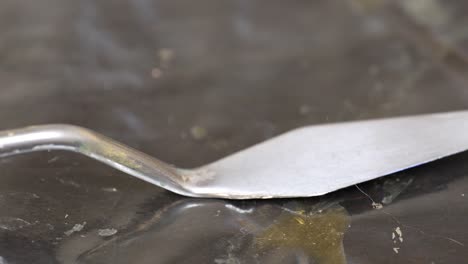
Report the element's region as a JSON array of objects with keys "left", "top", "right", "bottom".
[
  {"left": 57, "top": 177, "right": 81, "bottom": 188},
  {"left": 47, "top": 156, "right": 59, "bottom": 163},
  {"left": 384, "top": 211, "right": 464, "bottom": 247},
  {"left": 355, "top": 185, "right": 464, "bottom": 247},
  {"left": 0, "top": 217, "right": 32, "bottom": 231}
]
